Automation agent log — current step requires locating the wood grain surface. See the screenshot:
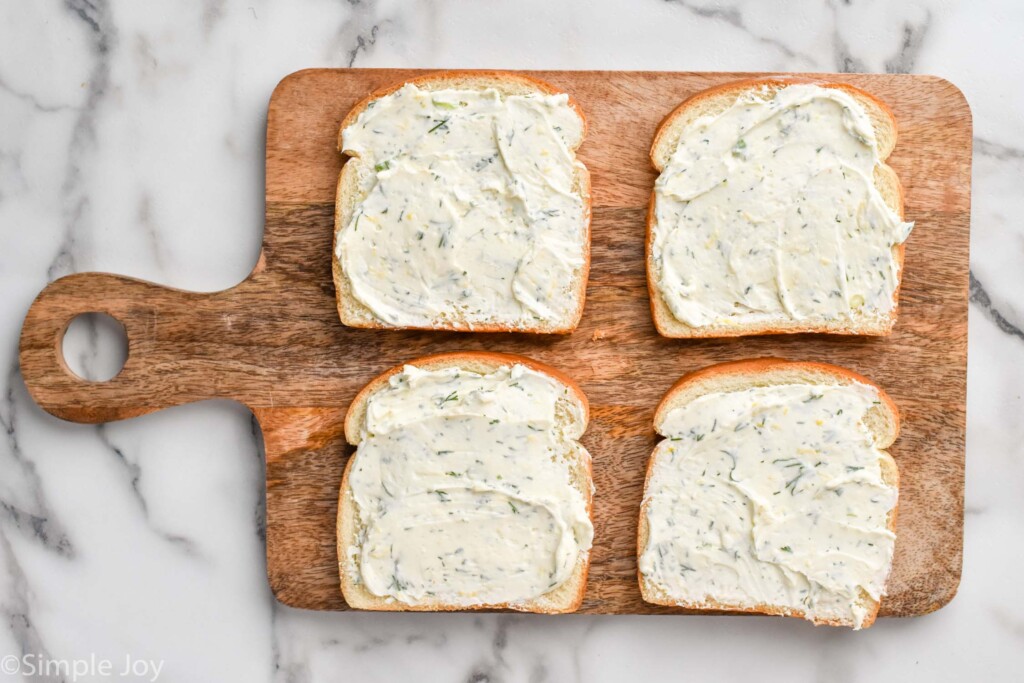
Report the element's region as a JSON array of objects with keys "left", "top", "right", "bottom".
[{"left": 18, "top": 70, "right": 971, "bottom": 616}]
